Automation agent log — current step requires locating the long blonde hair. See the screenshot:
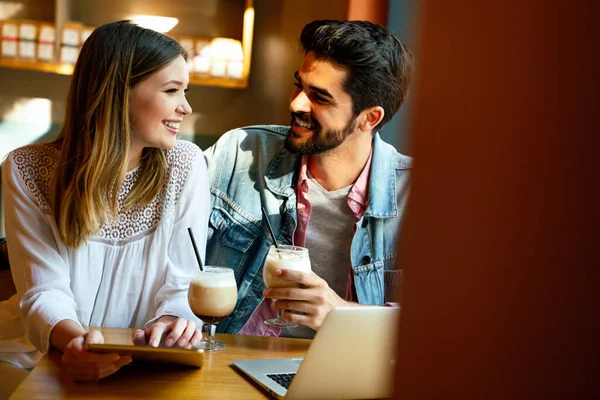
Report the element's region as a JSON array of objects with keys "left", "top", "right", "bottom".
[{"left": 51, "top": 21, "right": 187, "bottom": 248}]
